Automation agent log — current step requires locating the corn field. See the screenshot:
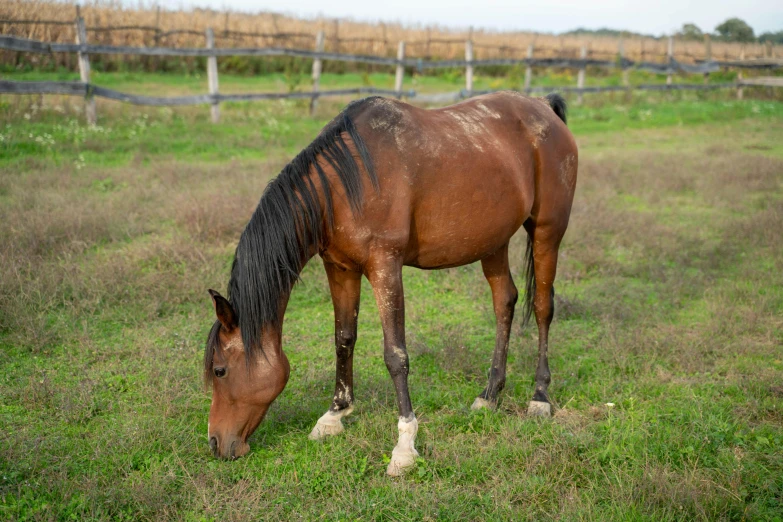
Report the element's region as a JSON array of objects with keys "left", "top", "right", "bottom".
[{"left": 1, "top": 0, "right": 777, "bottom": 74}]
